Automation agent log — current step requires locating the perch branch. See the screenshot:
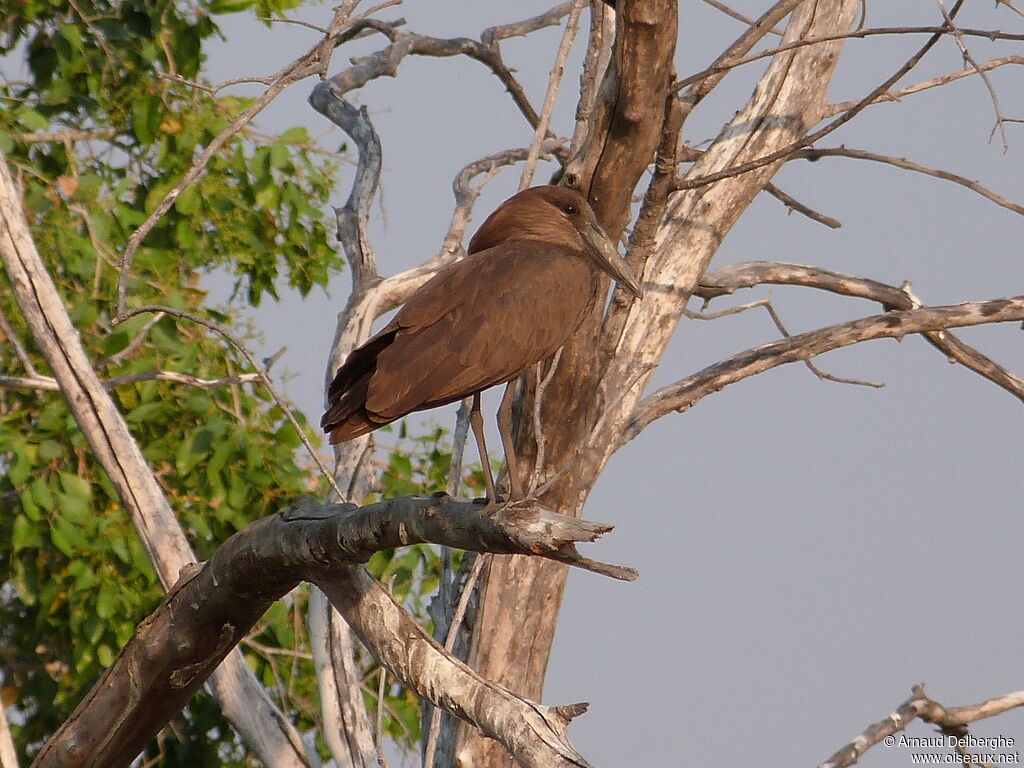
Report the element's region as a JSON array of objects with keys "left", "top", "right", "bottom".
[{"left": 36, "top": 494, "right": 633, "bottom": 767}]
